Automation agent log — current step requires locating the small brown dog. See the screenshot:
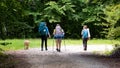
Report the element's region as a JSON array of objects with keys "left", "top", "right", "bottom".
[{"left": 24, "top": 40, "right": 30, "bottom": 50}]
